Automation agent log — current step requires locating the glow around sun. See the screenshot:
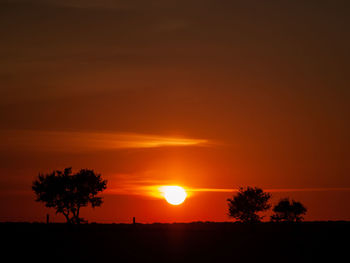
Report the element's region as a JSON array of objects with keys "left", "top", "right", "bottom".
[{"left": 159, "top": 186, "right": 187, "bottom": 205}]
